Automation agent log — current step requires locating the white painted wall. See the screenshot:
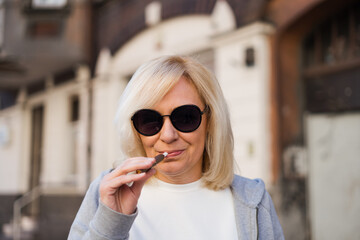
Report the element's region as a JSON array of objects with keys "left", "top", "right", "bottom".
[
  {"left": 0, "top": 68, "right": 90, "bottom": 194},
  {"left": 41, "top": 83, "right": 75, "bottom": 185},
  {"left": 112, "top": 0, "right": 236, "bottom": 77},
  {"left": 214, "top": 23, "right": 274, "bottom": 184},
  {"left": 0, "top": 106, "right": 25, "bottom": 193},
  {"left": 91, "top": 75, "right": 127, "bottom": 179},
  {"left": 29, "top": 78, "right": 90, "bottom": 191},
  {"left": 306, "top": 113, "right": 360, "bottom": 240},
  {"left": 76, "top": 66, "right": 92, "bottom": 191},
  {"left": 111, "top": 16, "right": 215, "bottom": 77}
]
